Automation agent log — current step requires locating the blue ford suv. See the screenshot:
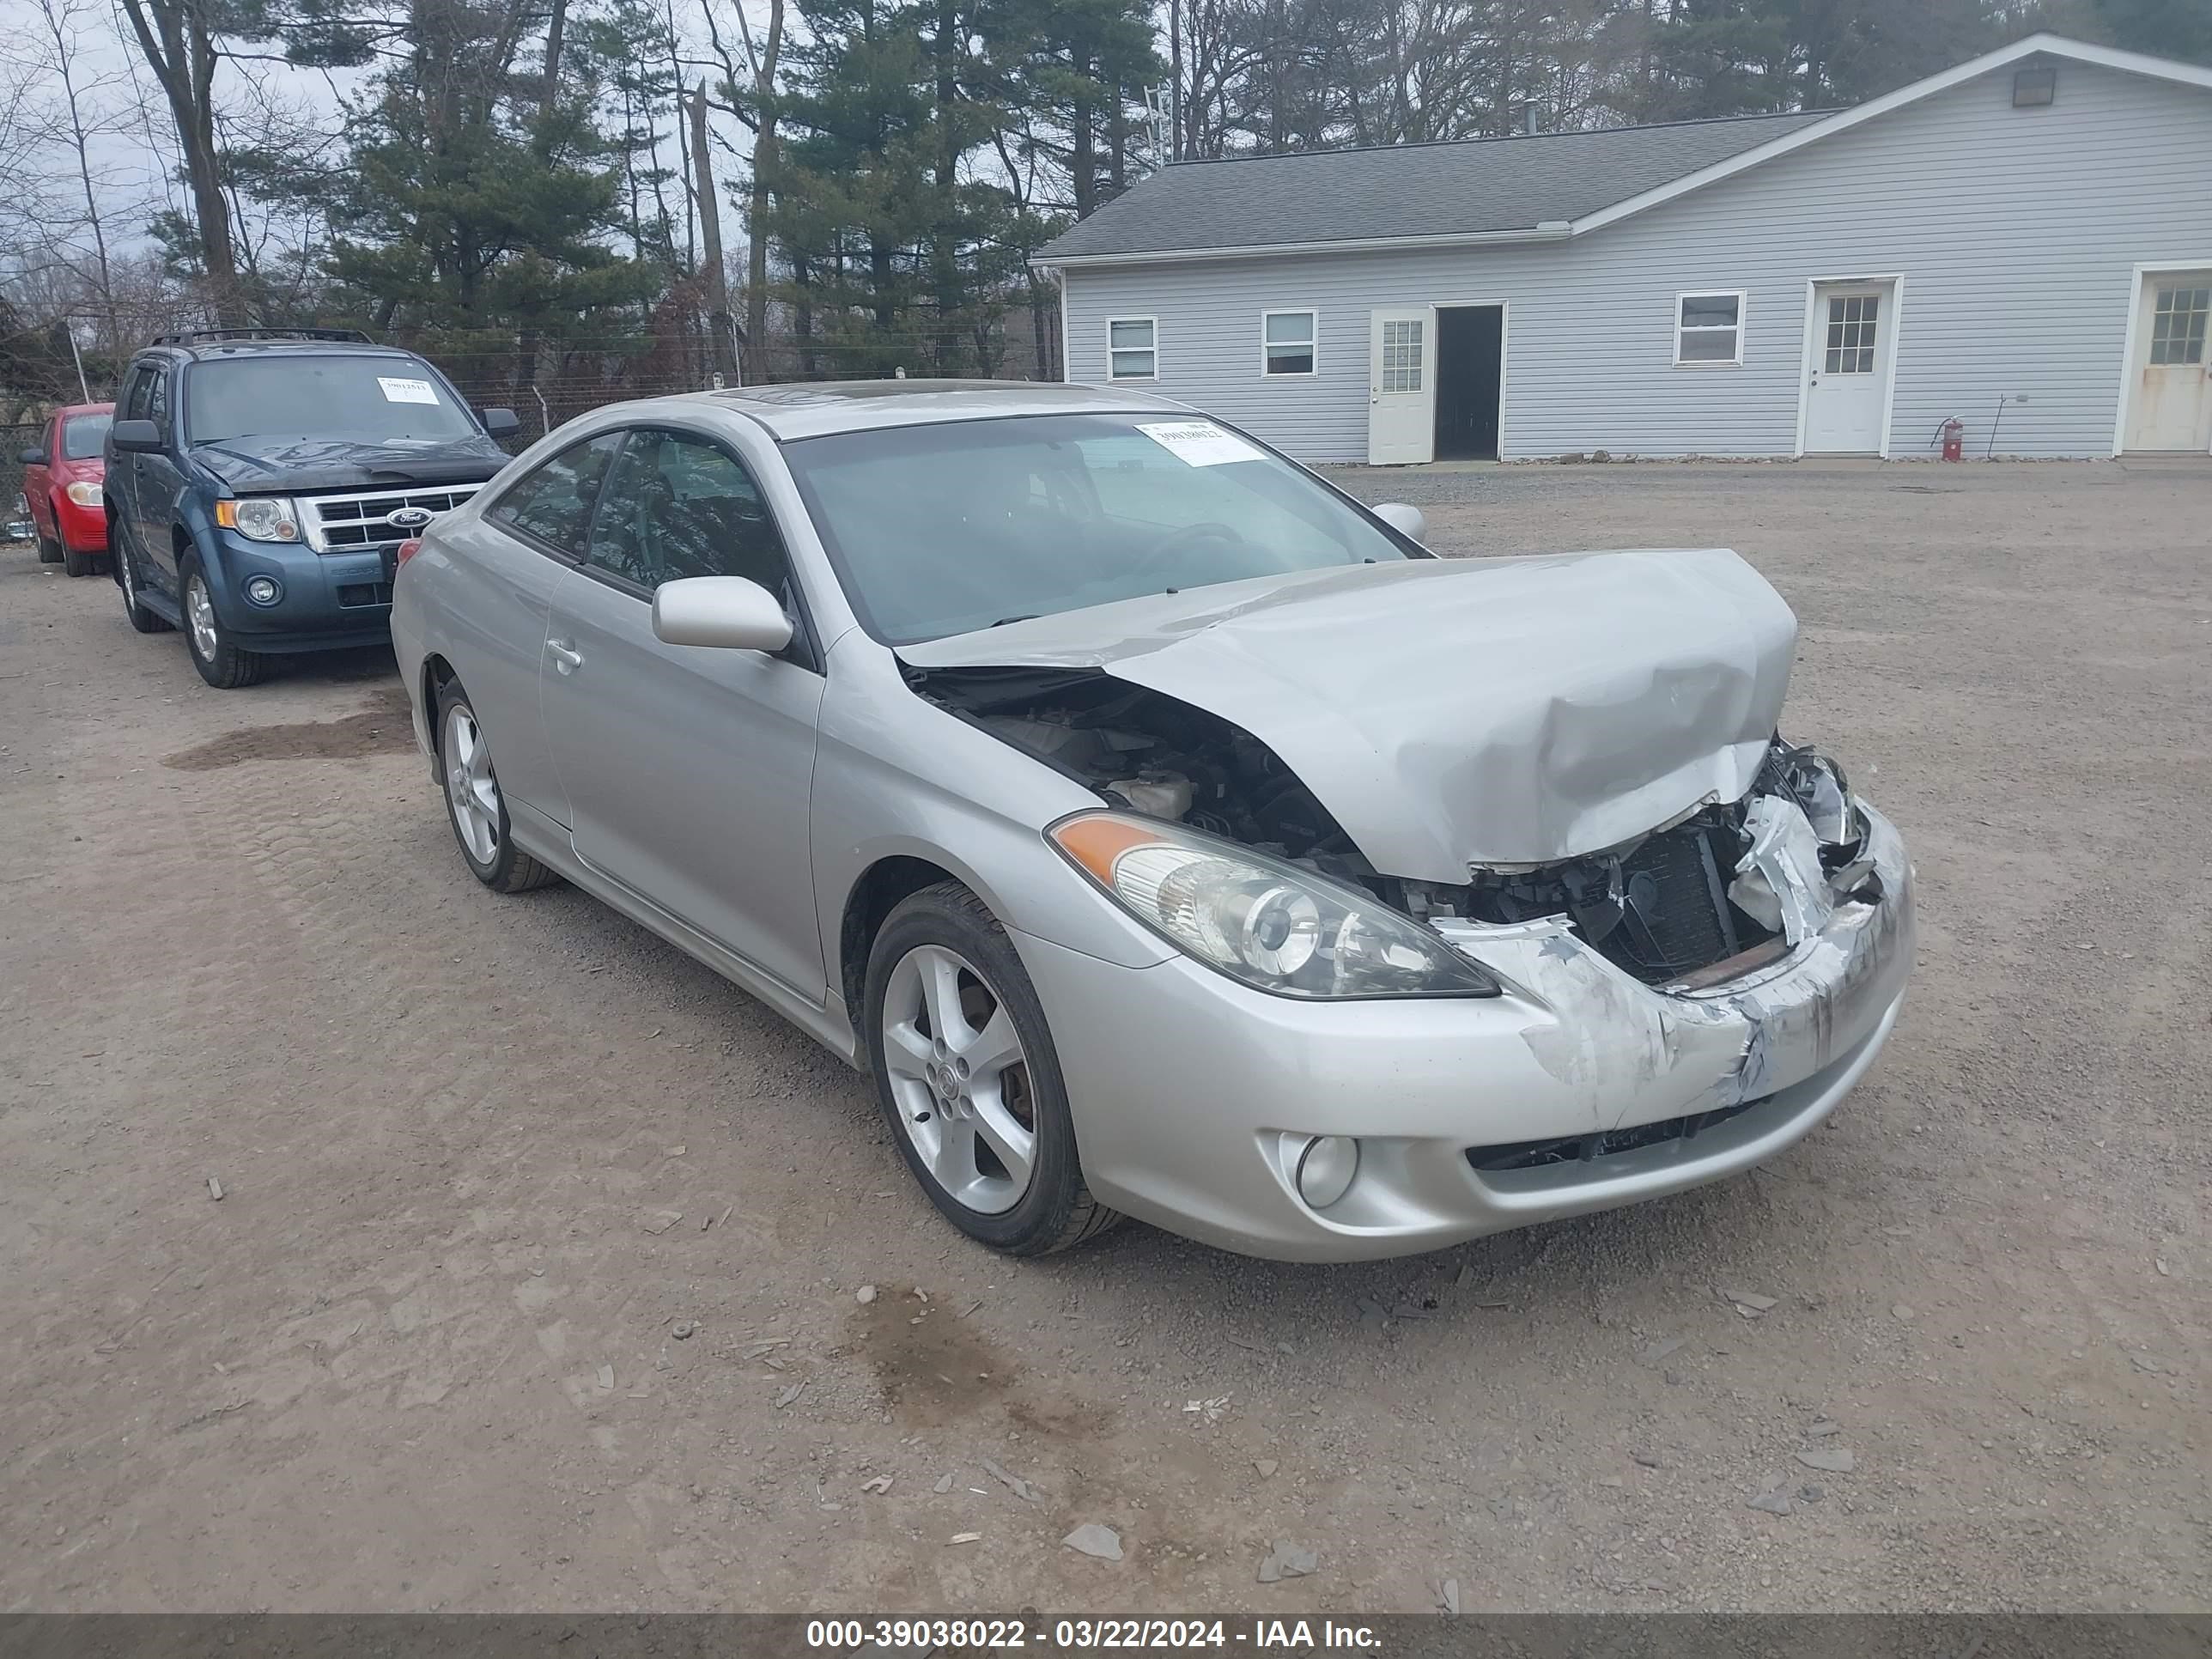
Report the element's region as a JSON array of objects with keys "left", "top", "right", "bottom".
[{"left": 105, "top": 329, "right": 520, "bottom": 688}]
